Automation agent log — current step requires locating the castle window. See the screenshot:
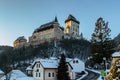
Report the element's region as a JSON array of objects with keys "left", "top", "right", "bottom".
[
  {"left": 66, "top": 26, "right": 70, "bottom": 34},
  {"left": 33, "top": 36, "right": 36, "bottom": 39}
]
